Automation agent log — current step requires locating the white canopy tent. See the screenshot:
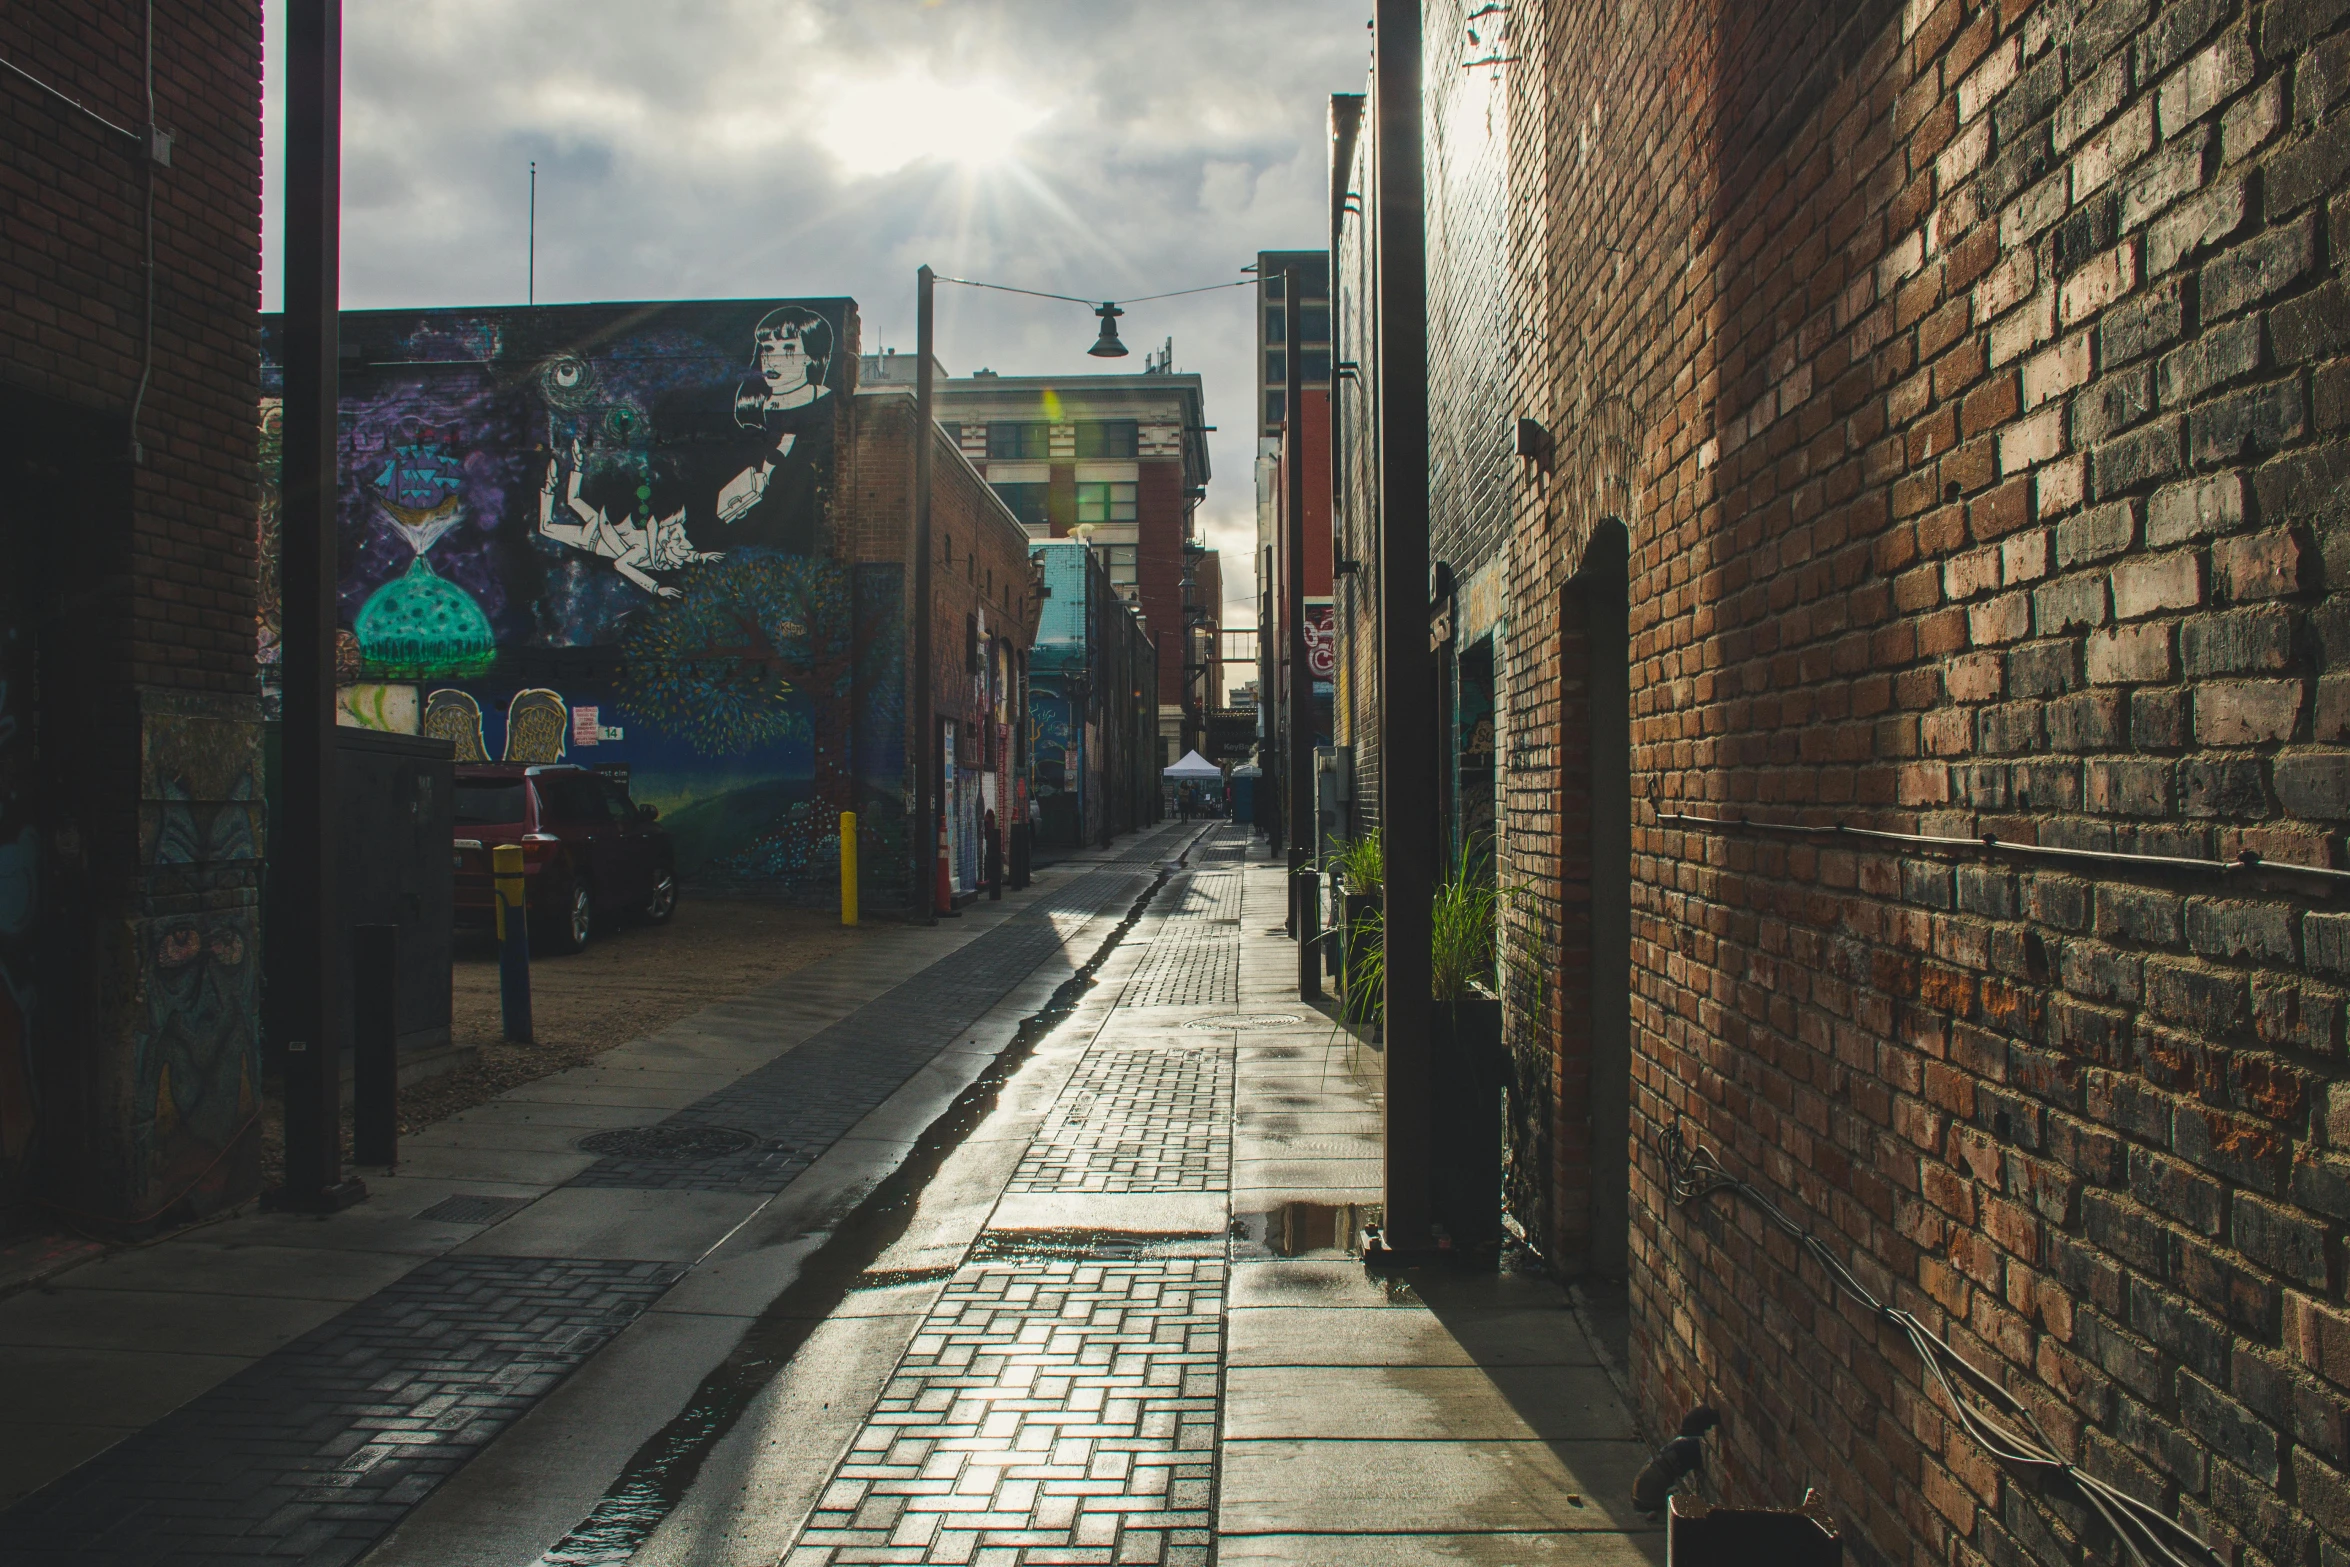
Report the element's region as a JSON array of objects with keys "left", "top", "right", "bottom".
[{"left": 1162, "top": 750, "right": 1223, "bottom": 781}]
